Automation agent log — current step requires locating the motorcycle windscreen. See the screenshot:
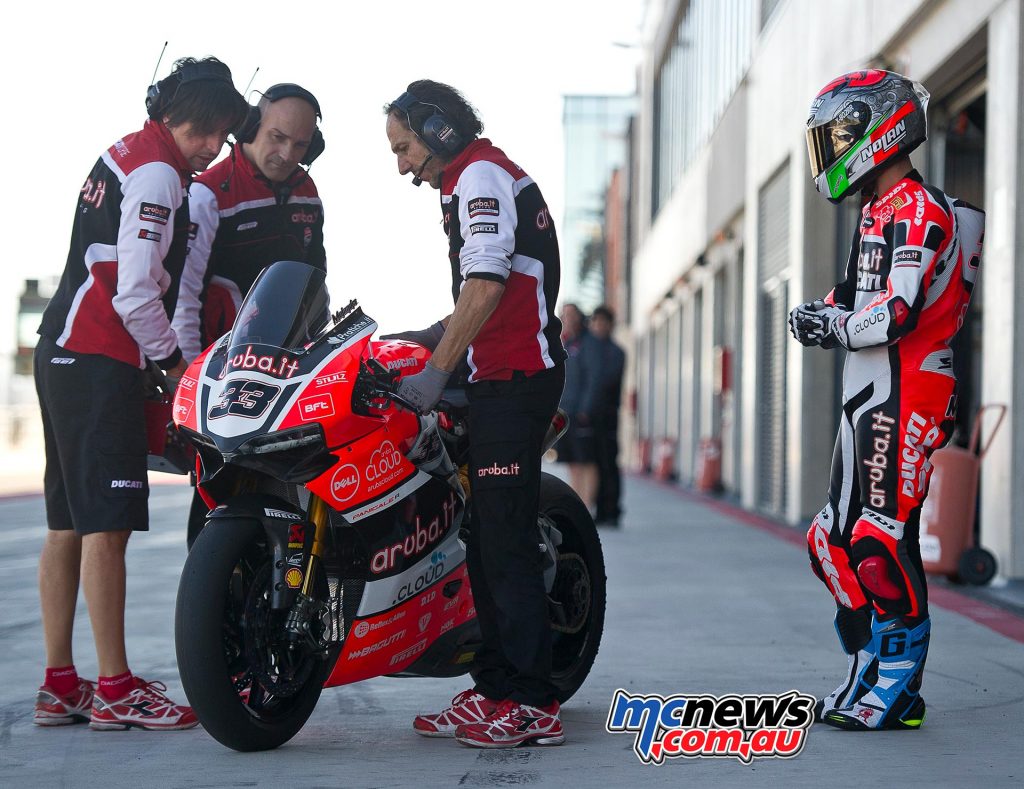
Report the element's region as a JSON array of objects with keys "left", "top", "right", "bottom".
[{"left": 228, "top": 260, "right": 331, "bottom": 355}]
